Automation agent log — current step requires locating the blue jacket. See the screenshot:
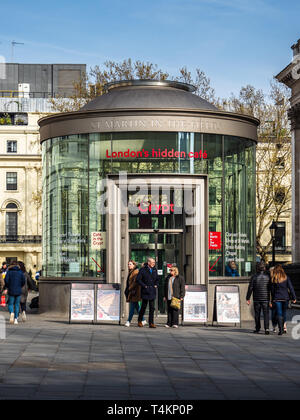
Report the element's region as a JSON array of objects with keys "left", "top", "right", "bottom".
[
  {"left": 4, "top": 266, "right": 25, "bottom": 296},
  {"left": 137, "top": 264, "right": 159, "bottom": 300},
  {"left": 271, "top": 276, "right": 296, "bottom": 302},
  {"left": 225, "top": 265, "right": 240, "bottom": 277}
]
